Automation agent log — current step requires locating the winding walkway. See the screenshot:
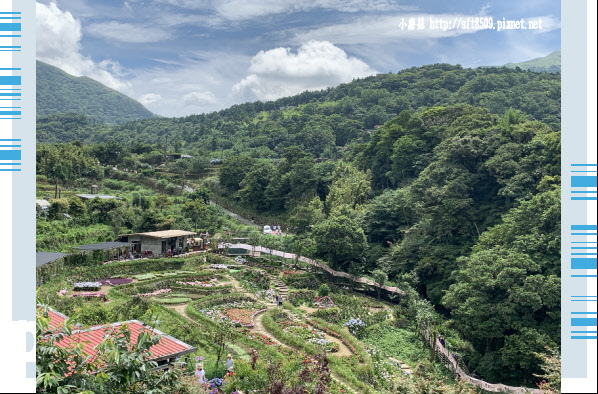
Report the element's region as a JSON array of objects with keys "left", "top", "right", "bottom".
[
  {"left": 218, "top": 246, "right": 543, "bottom": 393},
  {"left": 219, "top": 243, "right": 406, "bottom": 296}
]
